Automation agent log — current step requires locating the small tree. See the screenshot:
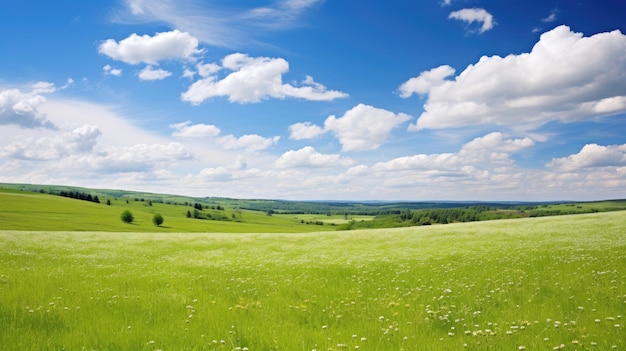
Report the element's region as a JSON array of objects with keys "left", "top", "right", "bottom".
[
  {"left": 120, "top": 210, "right": 134, "bottom": 224},
  {"left": 186, "top": 210, "right": 192, "bottom": 218},
  {"left": 152, "top": 213, "right": 164, "bottom": 226}
]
